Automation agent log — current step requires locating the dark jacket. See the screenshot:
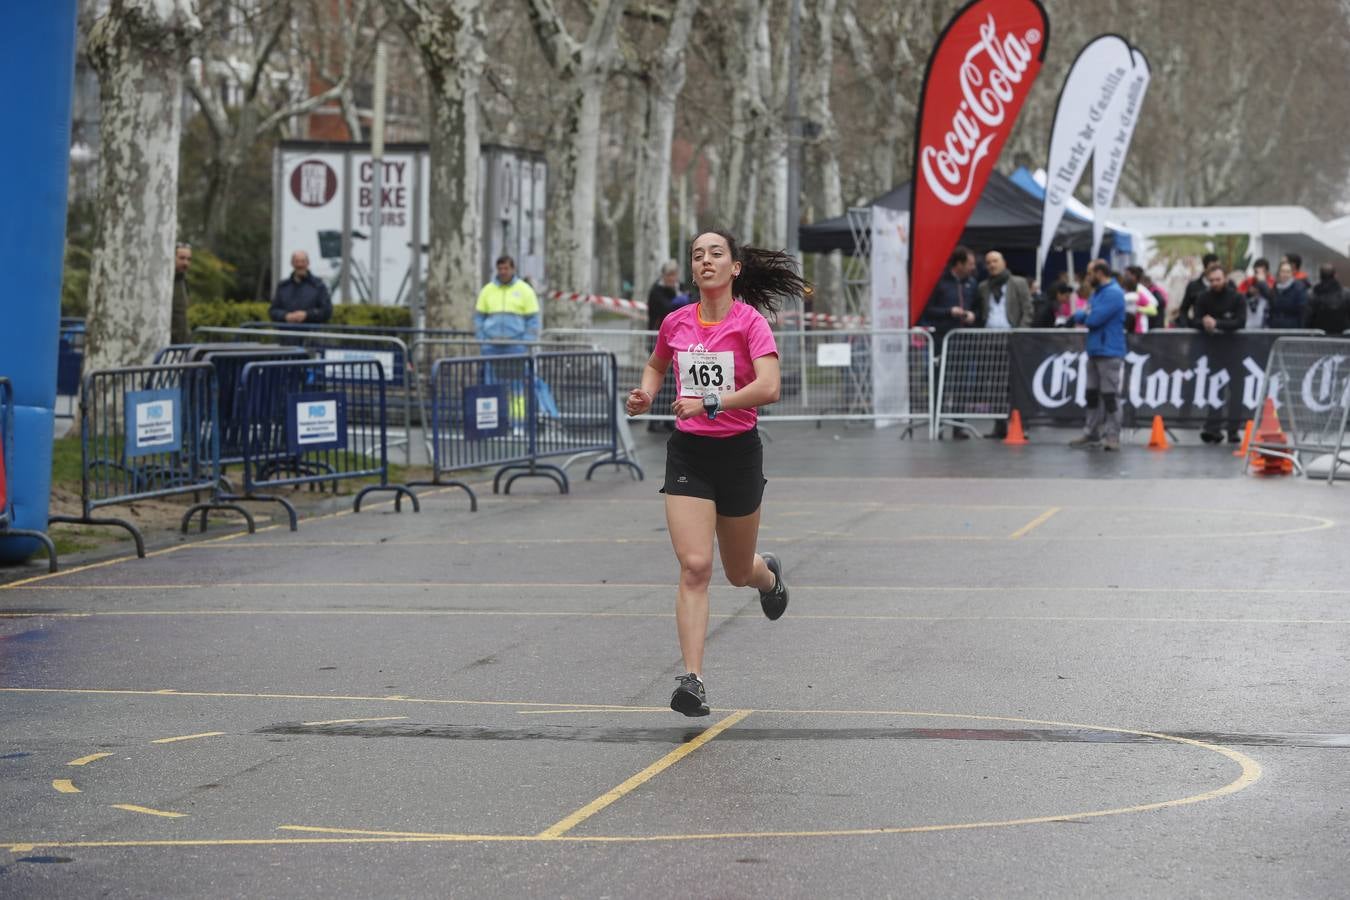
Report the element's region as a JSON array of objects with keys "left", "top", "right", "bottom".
[
  {"left": 1306, "top": 278, "right": 1349, "bottom": 334},
  {"left": 918, "top": 269, "right": 979, "bottom": 347},
  {"left": 1191, "top": 285, "right": 1244, "bottom": 333},
  {"left": 270, "top": 272, "right": 333, "bottom": 324},
  {"left": 1268, "top": 280, "right": 1308, "bottom": 330},
  {"left": 646, "top": 282, "right": 677, "bottom": 331},
  {"left": 171, "top": 273, "right": 191, "bottom": 344},
  {"left": 976, "top": 273, "right": 1034, "bottom": 328},
  {"left": 1070, "top": 278, "right": 1126, "bottom": 357},
  {"left": 1177, "top": 274, "right": 1208, "bottom": 328}
]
